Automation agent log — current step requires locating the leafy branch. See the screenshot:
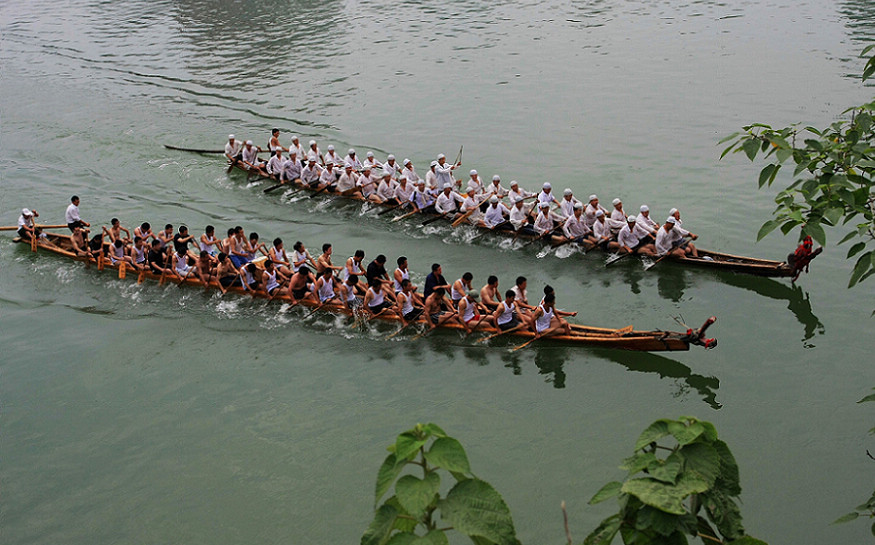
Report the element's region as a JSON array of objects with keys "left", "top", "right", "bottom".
[{"left": 833, "top": 389, "right": 875, "bottom": 536}]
